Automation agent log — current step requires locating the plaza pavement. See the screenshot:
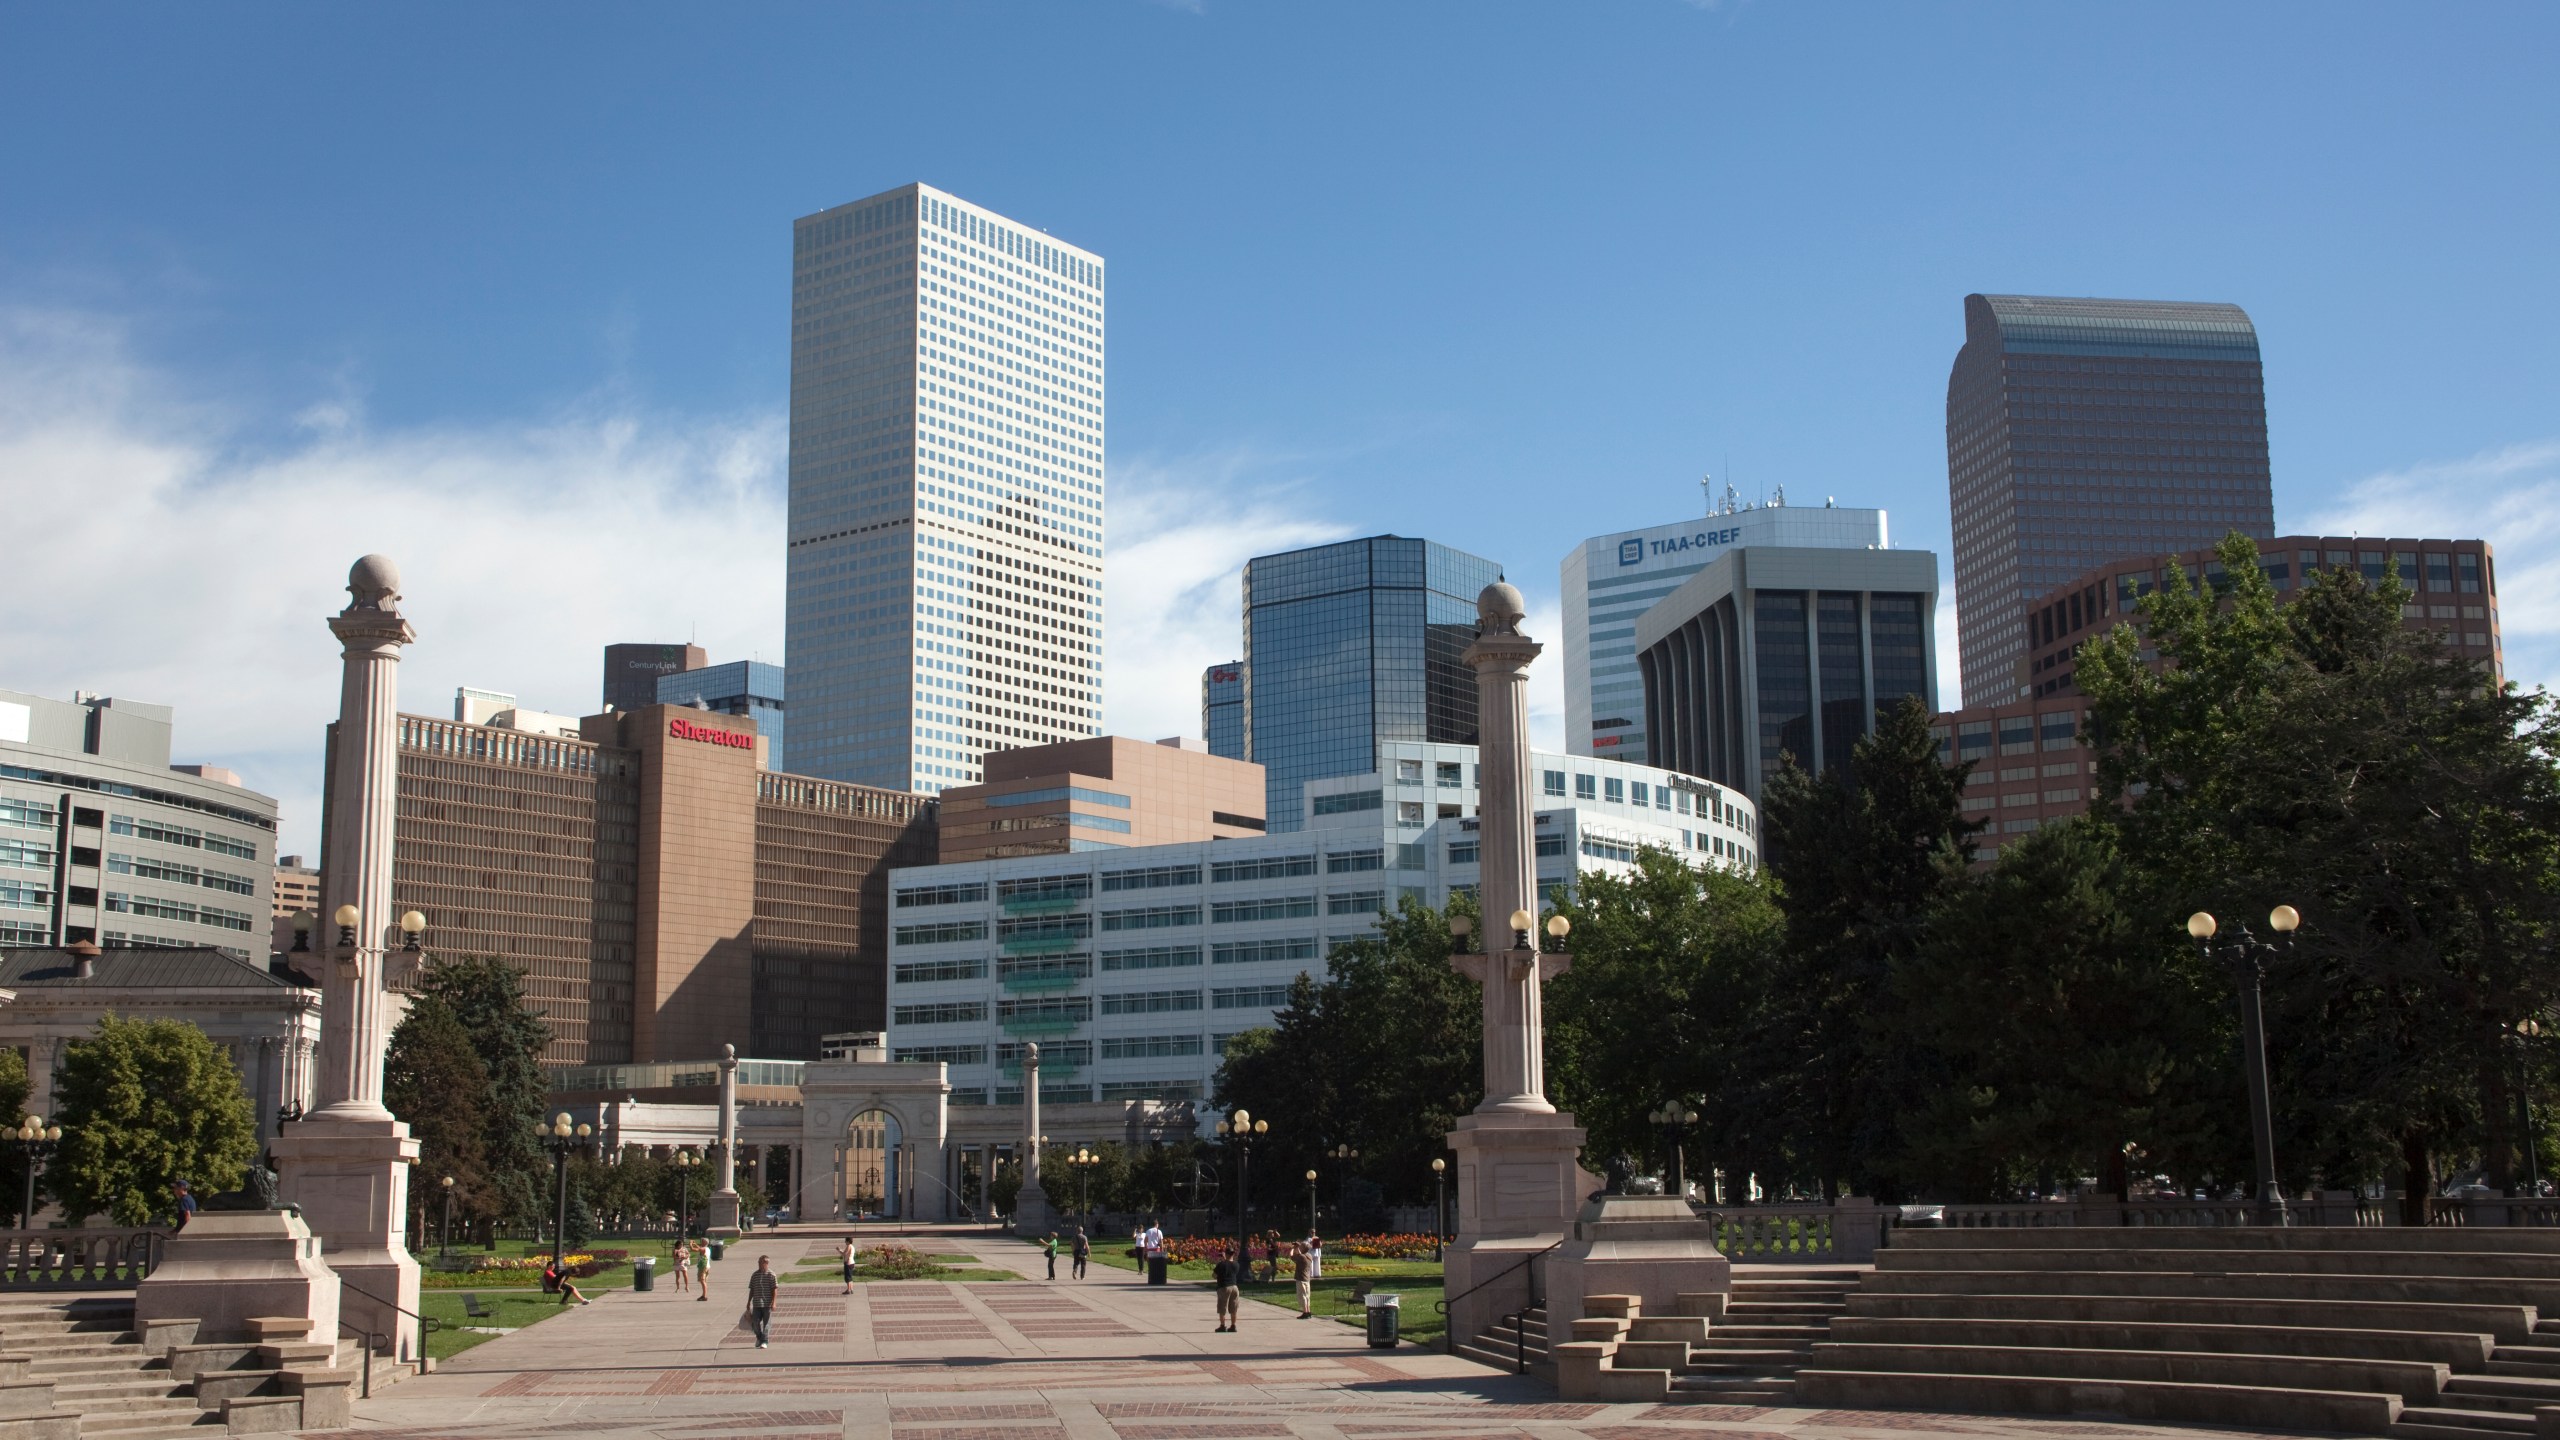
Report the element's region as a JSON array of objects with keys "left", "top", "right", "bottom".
[{"left": 314, "top": 1228, "right": 2335, "bottom": 1440}]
